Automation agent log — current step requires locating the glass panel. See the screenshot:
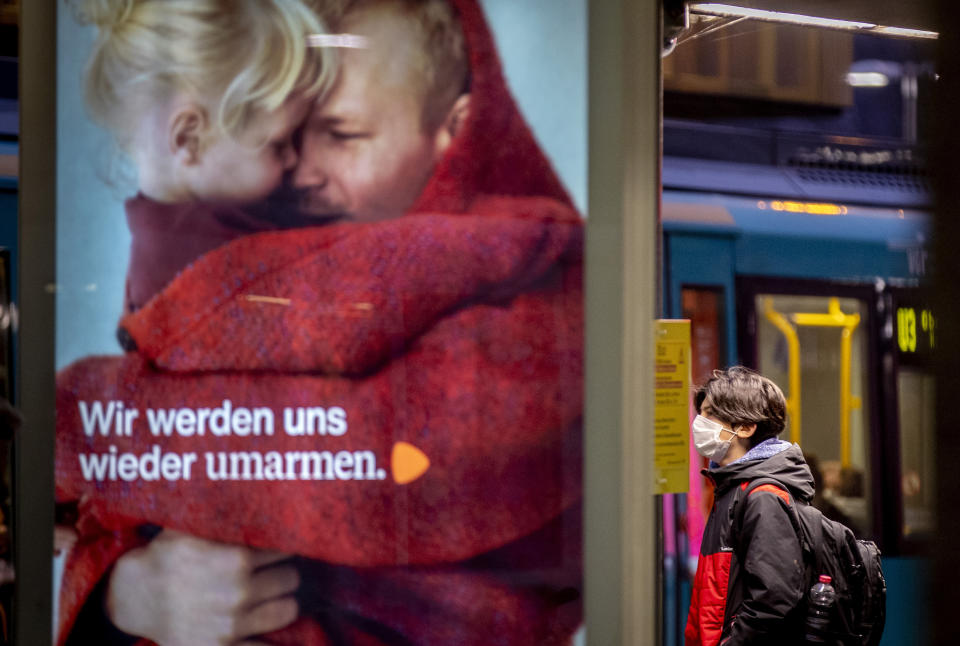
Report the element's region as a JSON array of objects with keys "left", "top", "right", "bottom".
[
  {"left": 898, "top": 369, "right": 935, "bottom": 538},
  {"left": 681, "top": 287, "right": 724, "bottom": 555},
  {"left": 682, "top": 287, "right": 725, "bottom": 388},
  {"left": 670, "top": 287, "right": 726, "bottom": 646},
  {"left": 754, "top": 294, "right": 872, "bottom": 538}
]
